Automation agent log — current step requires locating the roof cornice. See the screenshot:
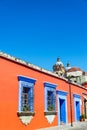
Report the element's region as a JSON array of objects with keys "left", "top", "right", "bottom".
[
  {"left": 0, "top": 52, "right": 66, "bottom": 80},
  {"left": 0, "top": 51, "right": 87, "bottom": 90}
]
